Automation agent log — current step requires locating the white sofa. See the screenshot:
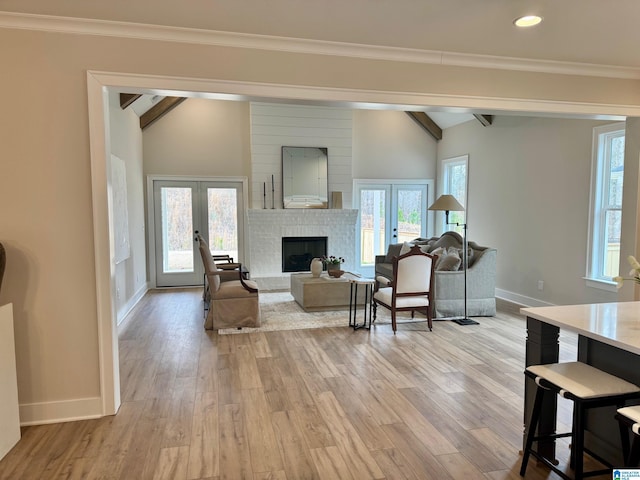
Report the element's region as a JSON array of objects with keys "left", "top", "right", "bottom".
[{"left": 374, "top": 231, "right": 497, "bottom": 318}]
